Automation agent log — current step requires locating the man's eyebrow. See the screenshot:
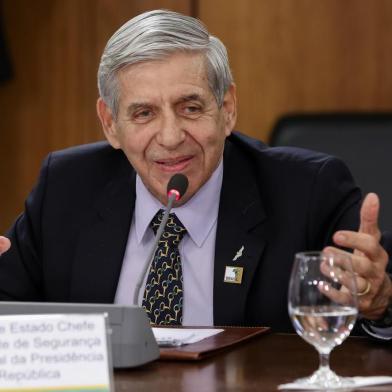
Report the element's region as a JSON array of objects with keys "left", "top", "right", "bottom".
[
  {"left": 126, "top": 102, "right": 152, "bottom": 115},
  {"left": 176, "top": 94, "right": 205, "bottom": 104},
  {"left": 125, "top": 95, "right": 205, "bottom": 115}
]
